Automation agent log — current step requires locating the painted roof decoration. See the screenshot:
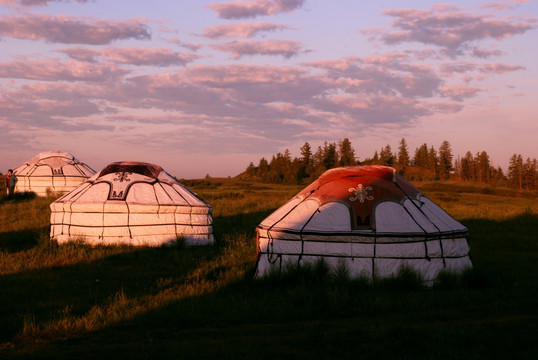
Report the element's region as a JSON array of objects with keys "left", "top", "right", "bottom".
[
  {"left": 13, "top": 151, "right": 96, "bottom": 196},
  {"left": 50, "top": 161, "right": 214, "bottom": 247},
  {"left": 255, "top": 165, "right": 472, "bottom": 283}
]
